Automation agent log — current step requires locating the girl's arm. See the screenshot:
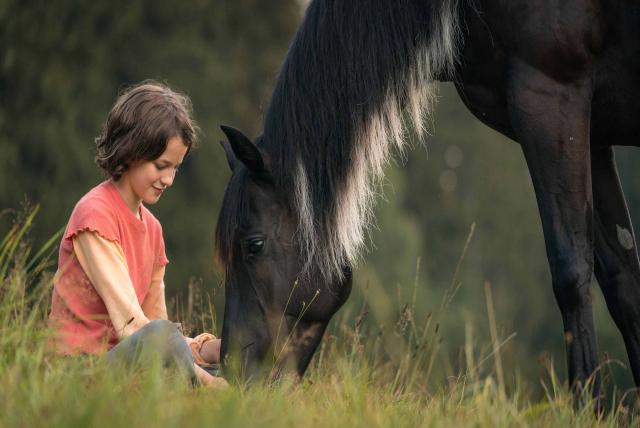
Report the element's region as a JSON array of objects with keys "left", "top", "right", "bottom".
[
  {"left": 74, "top": 231, "right": 226, "bottom": 387},
  {"left": 144, "top": 266, "right": 221, "bottom": 365},
  {"left": 141, "top": 266, "right": 168, "bottom": 320},
  {"left": 73, "top": 231, "right": 150, "bottom": 338},
  {"left": 142, "top": 266, "right": 222, "bottom": 364}
]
